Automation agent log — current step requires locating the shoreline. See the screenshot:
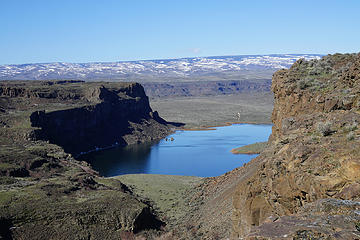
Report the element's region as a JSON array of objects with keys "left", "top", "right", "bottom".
[
  {"left": 81, "top": 123, "right": 270, "bottom": 178},
  {"left": 230, "top": 141, "right": 268, "bottom": 155},
  {"left": 230, "top": 149, "right": 261, "bottom": 155},
  {"left": 176, "top": 121, "right": 272, "bottom": 131}
]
